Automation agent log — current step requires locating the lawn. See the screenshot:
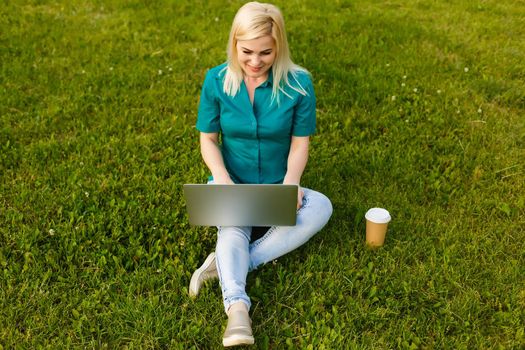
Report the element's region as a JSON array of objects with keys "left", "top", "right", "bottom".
[{"left": 1, "top": 0, "right": 524, "bottom": 348}]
